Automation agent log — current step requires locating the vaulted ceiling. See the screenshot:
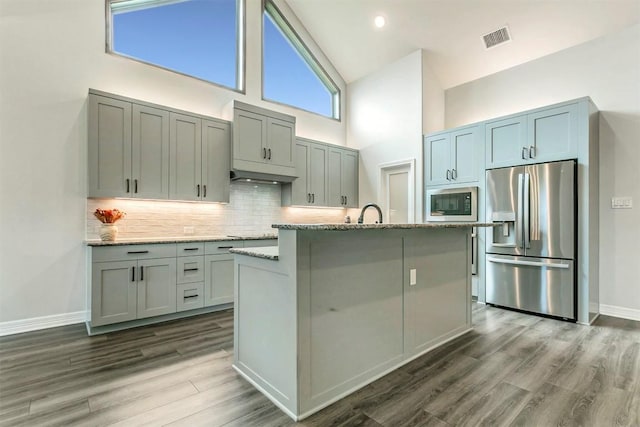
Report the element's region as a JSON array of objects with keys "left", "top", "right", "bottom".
[{"left": 286, "top": 0, "right": 640, "bottom": 88}]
